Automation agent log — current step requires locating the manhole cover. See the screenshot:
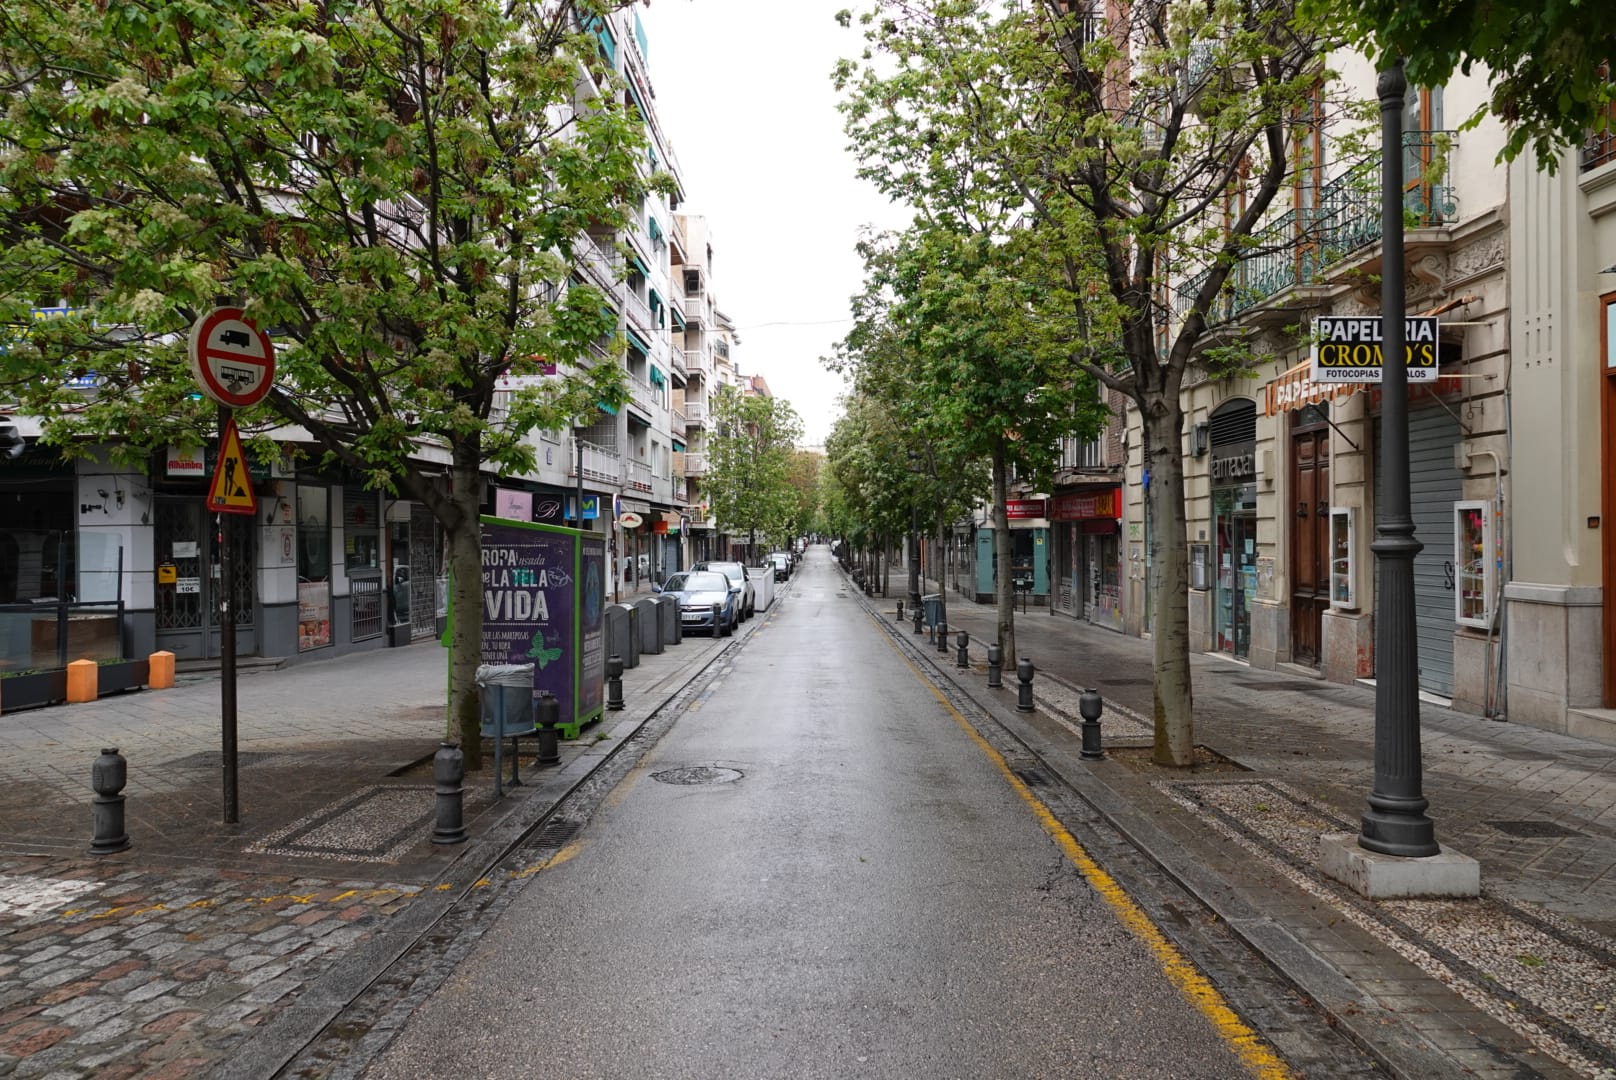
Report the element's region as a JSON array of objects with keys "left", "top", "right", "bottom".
[
  {"left": 1486, "top": 819, "right": 1586, "bottom": 839},
  {"left": 652, "top": 766, "right": 744, "bottom": 786}
]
